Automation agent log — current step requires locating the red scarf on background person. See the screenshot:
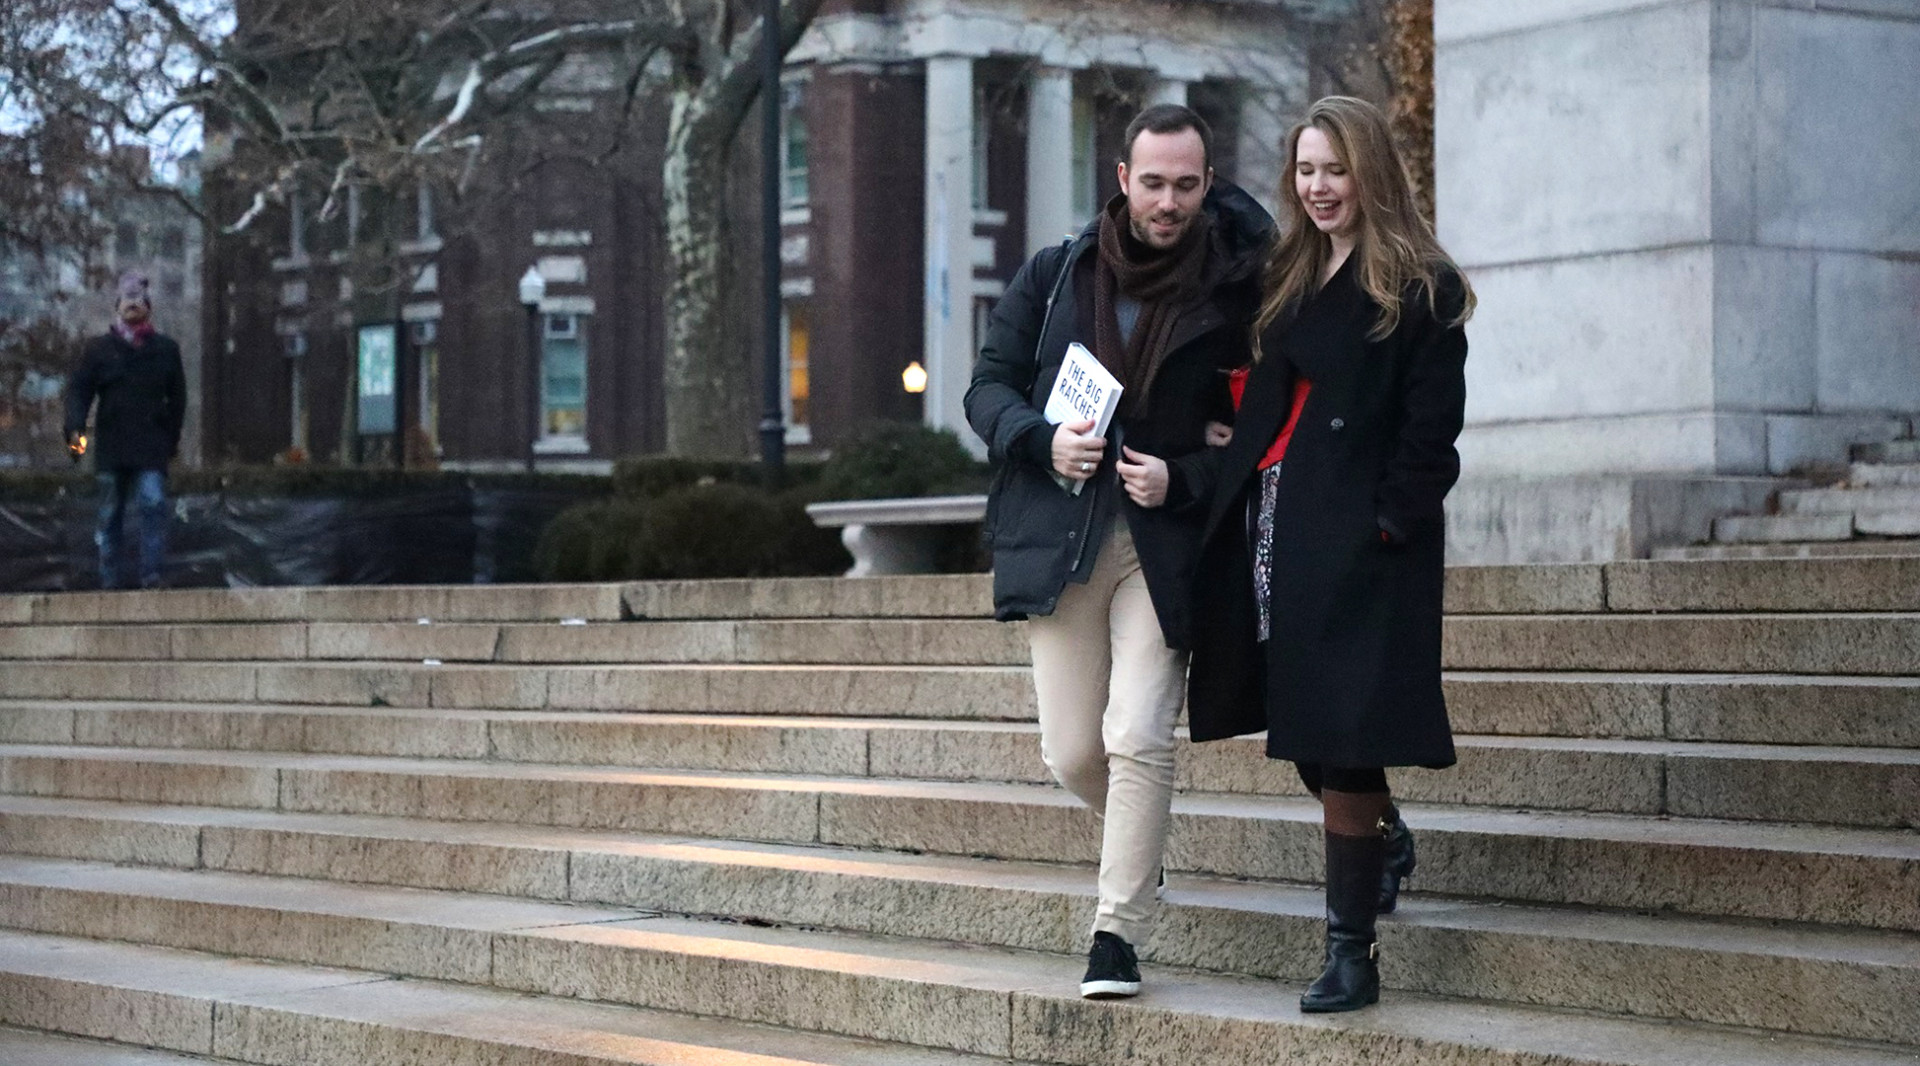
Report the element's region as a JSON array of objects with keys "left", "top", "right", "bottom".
[{"left": 112, "top": 320, "right": 155, "bottom": 348}]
